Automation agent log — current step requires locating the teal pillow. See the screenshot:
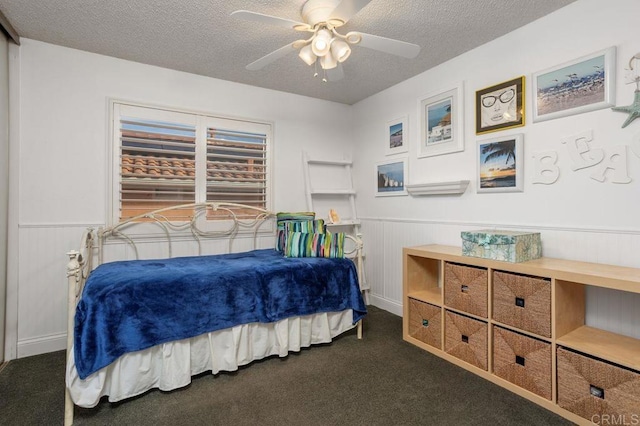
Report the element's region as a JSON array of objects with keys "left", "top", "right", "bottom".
[
  {"left": 284, "top": 231, "right": 345, "bottom": 258},
  {"left": 275, "top": 212, "right": 315, "bottom": 252}
]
